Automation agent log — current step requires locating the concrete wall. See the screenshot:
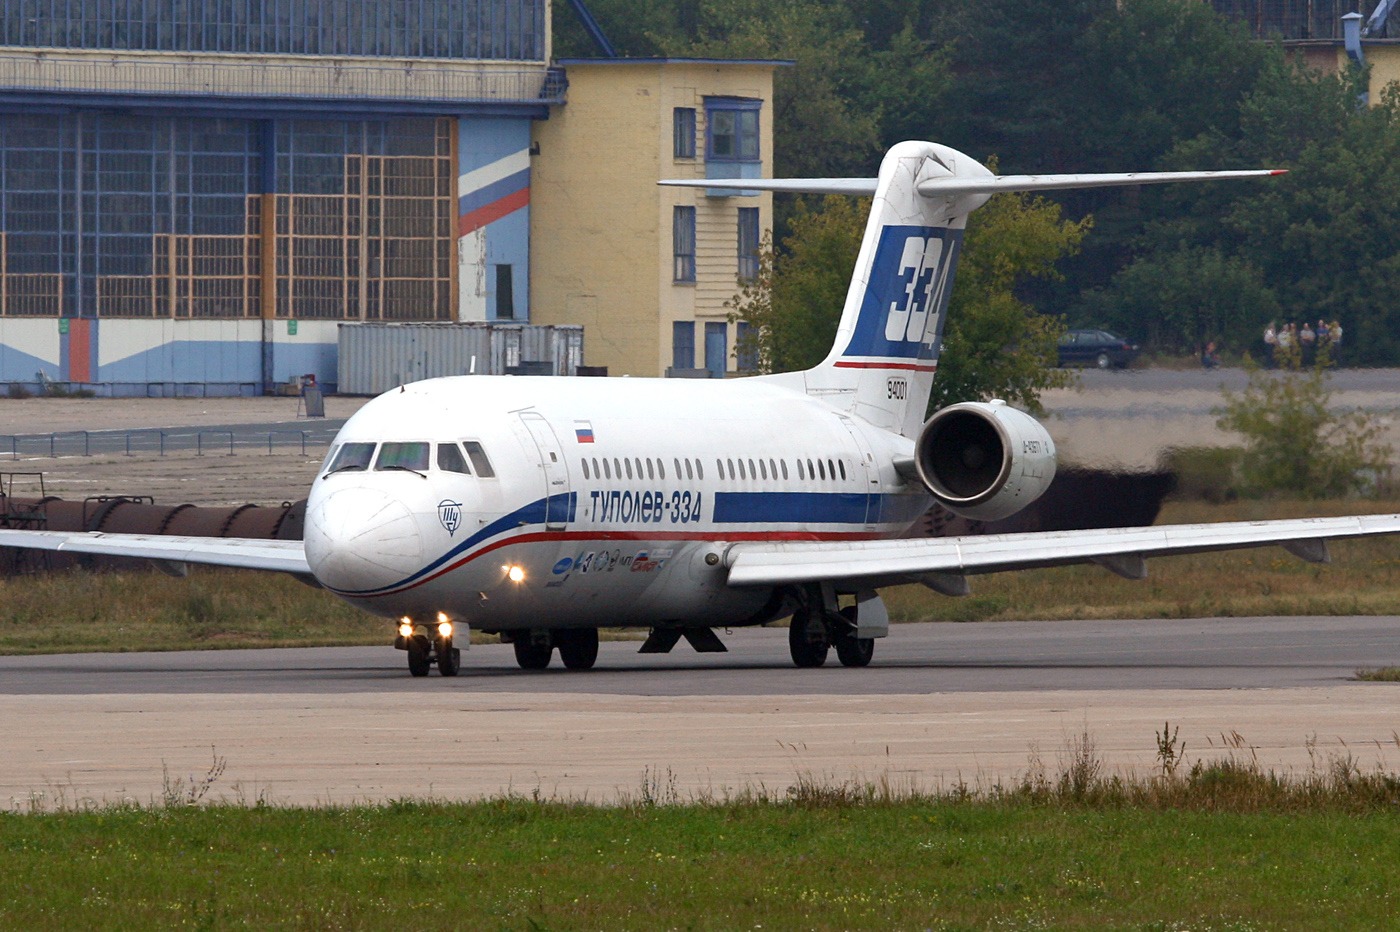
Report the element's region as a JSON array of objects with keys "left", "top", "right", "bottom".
[
  {"left": 0, "top": 317, "right": 338, "bottom": 396},
  {"left": 530, "top": 60, "right": 776, "bottom": 377}
]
